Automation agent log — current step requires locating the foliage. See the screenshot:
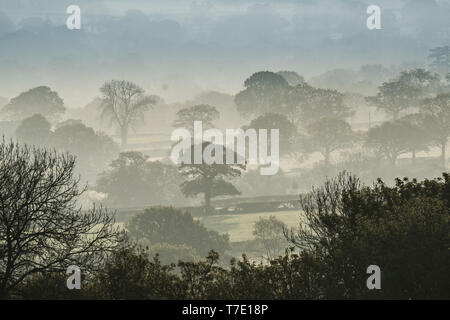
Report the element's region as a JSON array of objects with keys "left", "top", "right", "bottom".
[
  {"left": 15, "top": 113, "right": 52, "bottom": 146},
  {"left": 126, "top": 206, "right": 230, "bottom": 257},
  {"left": 13, "top": 172, "right": 450, "bottom": 300},
  {"left": 1, "top": 86, "right": 65, "bottom": 122},
  {"left": 305, "top": 117, "right": 353, "bottom": 166},
  {"left": 178, "top": 142, "right": 245, "bottom": 214},
  {"left": 234, "top": 71, "right": 290, "bottom": 118},
  {"left": 252, "top": 216, "right": 288, "bottom": 259},
  {"left": 366, "top": 120, "right": 419, "bottom": 165},
  {"left": 173, "top": 104, "right": 220, "bottom": 131},
  {"left": 287, "top": 172, "right": 450, "bottom": 299},
  {"left": 52, "top": 120, "right": 119, "bottom": 182},
  {"left": 243, "top": 112, "right": 298, "bottom": 156},
  {"left": 96, "top": 152, "right": 183, "bottom": 207},
  {"left": 88, "top": 246, "right": 181, "bottom": 300},
  {"left": 15, "top": 116, "right": 119, "bottom": 183},
  {"left": 367, "top": 69, "right": 440, "bottom": 120},
  {"left": 421, "top": 93, "right": 450, "bottom": 167},
  {"left": 286, "top": 84, "right": 353, "bottom": 126}
]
